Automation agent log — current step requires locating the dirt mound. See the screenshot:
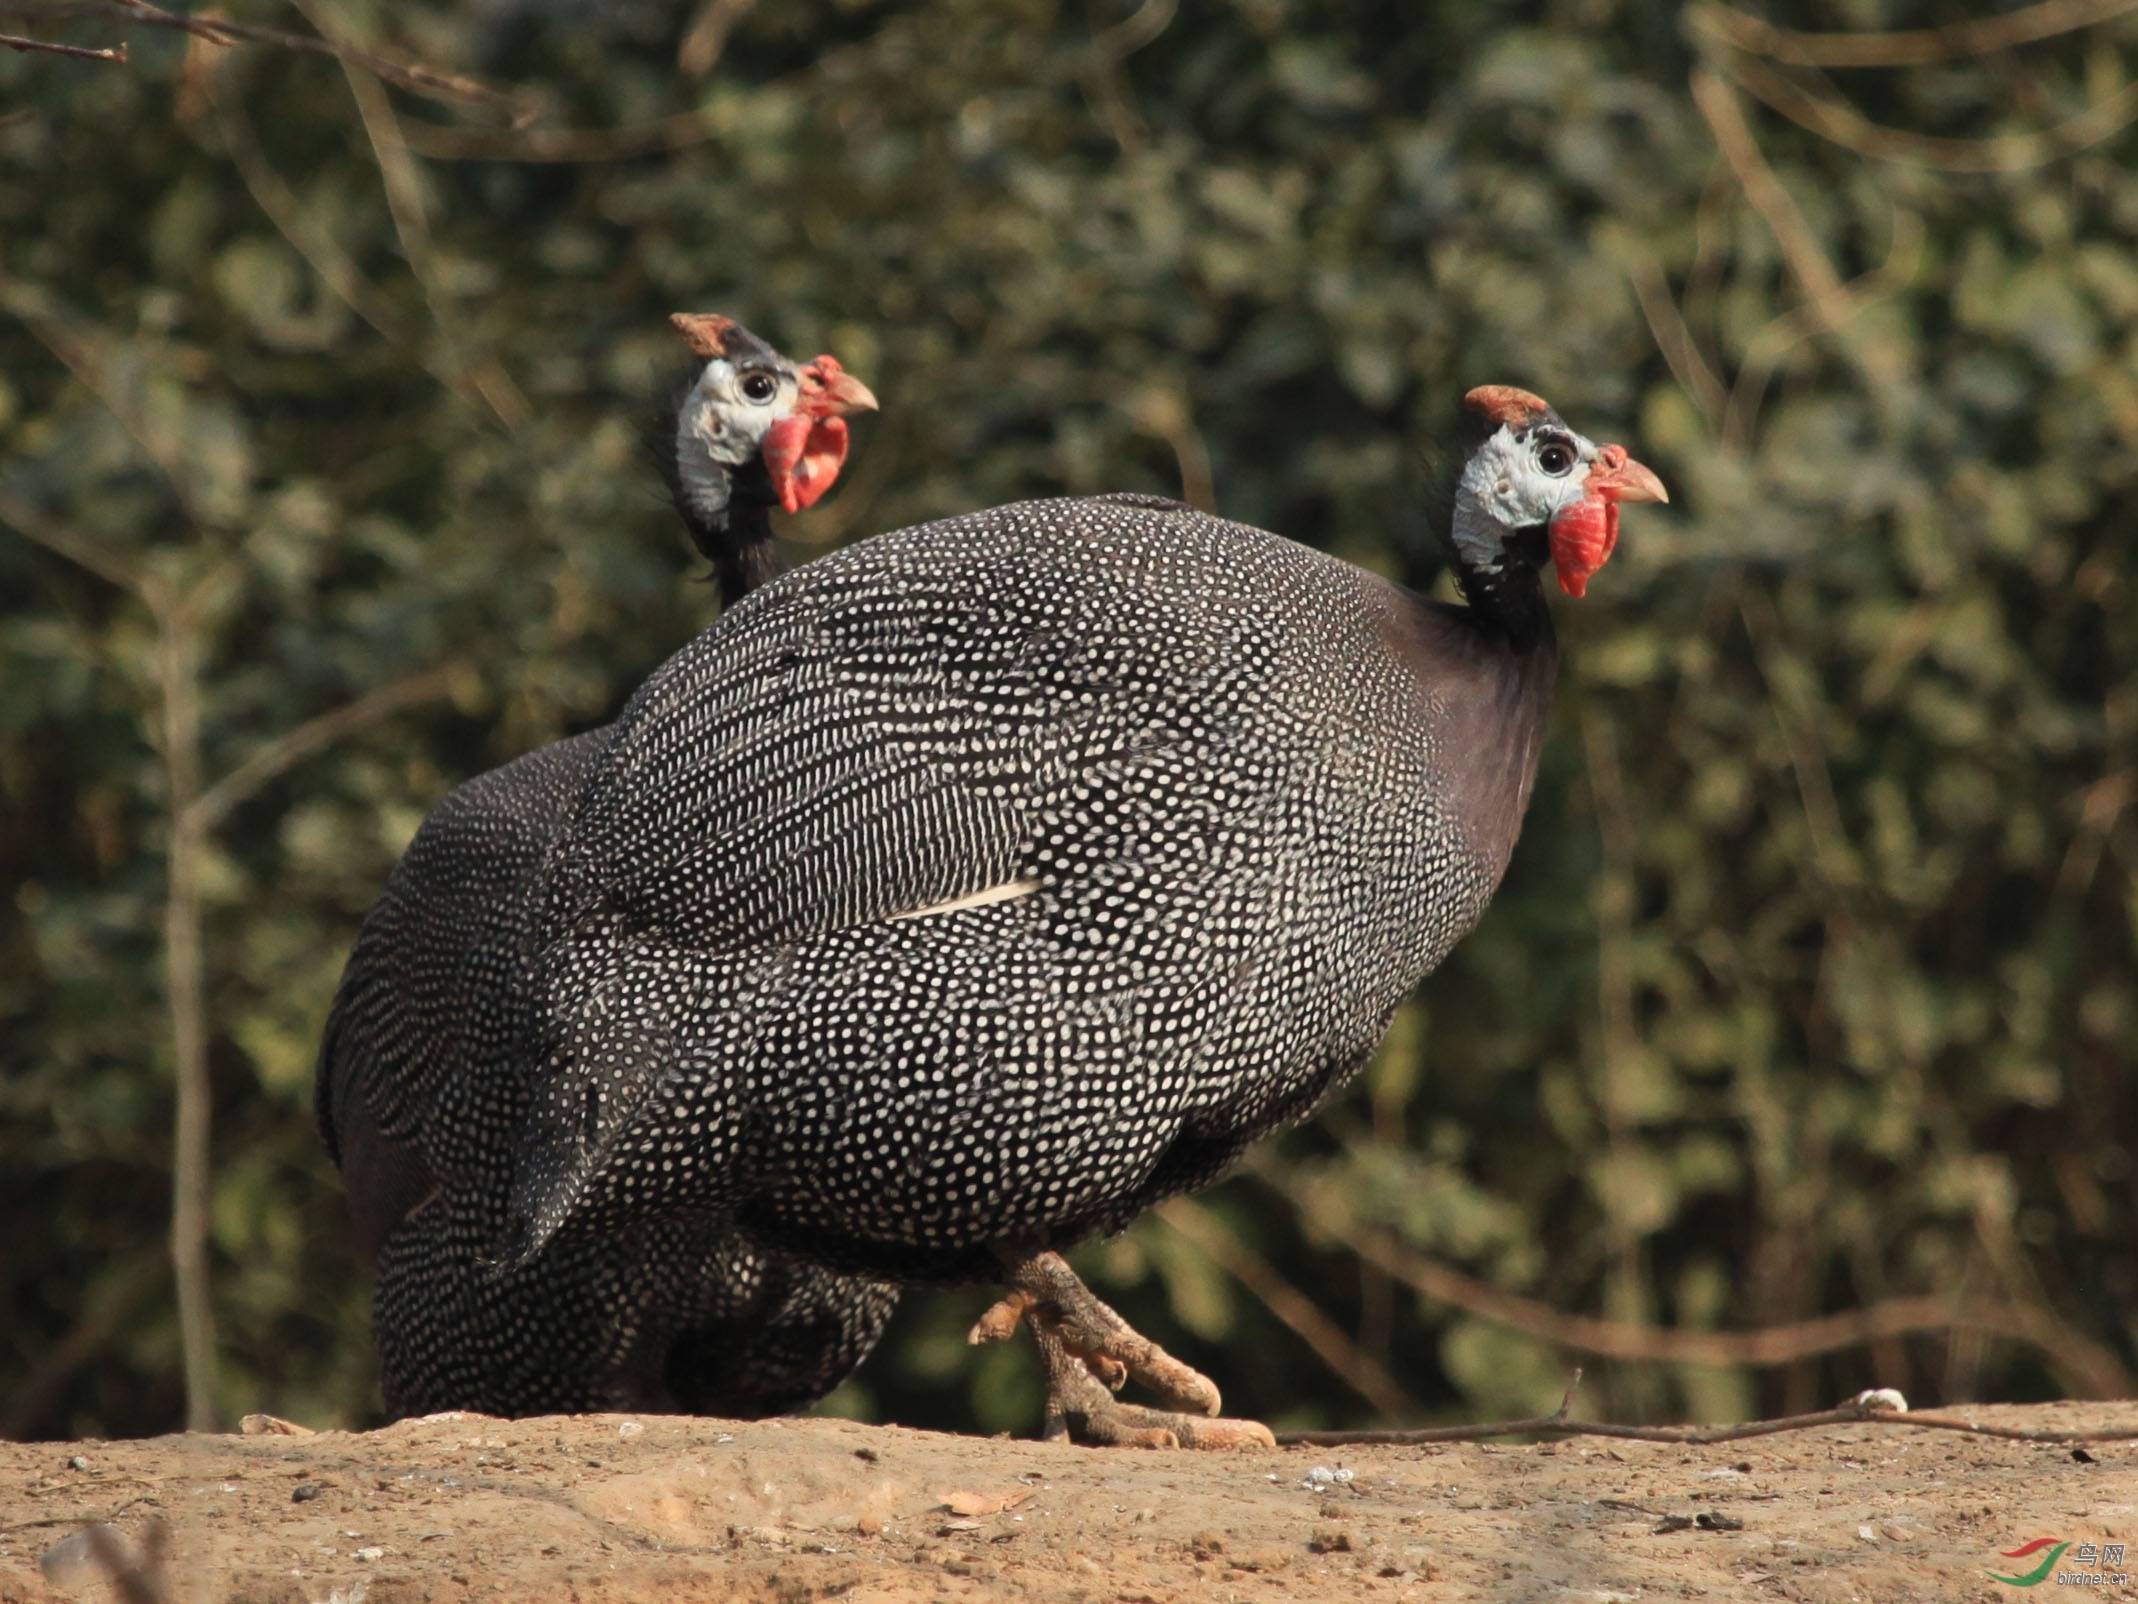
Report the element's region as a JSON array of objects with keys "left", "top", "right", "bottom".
[{"left": 3, "top": 1403, "right": 2132, "bottom": 1602}]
